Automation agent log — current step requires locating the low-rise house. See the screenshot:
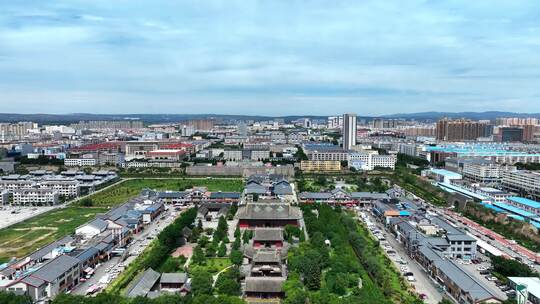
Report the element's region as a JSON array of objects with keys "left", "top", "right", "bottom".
[
  {"left": 75, "top": 218, "right": 108, "bottom": 239},
  {"left": 73, "top": 247, "right": 100, "bottom": 270},
  {"left": 507, "top": 277, "right": 540, "bottom": 304},
  {"left": 125, "top": 268, "right": 161, "bottom": 298},
  {"left": 8, "top": 255, "right": 81, "bottom": 302},
  {"left": 159, "top": 273, "right": 189, "bottom": 293},
  {"left": 142, "top": 202, "right": 165, "bottom": 224}
]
